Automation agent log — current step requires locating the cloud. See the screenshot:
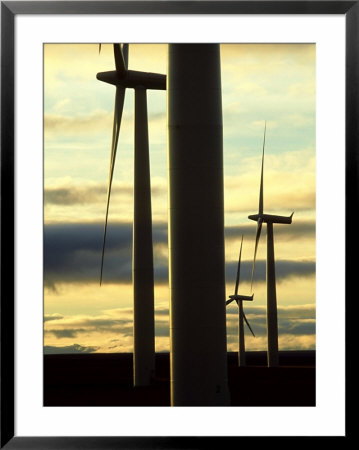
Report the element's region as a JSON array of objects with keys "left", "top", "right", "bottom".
[
  {"left": 44, "top": 344, "right": 99, "bottom": 354},
  {"left": 226, "top": 302, "right": 315, "bottom": 320},
  {"left": 45, "top": 184, "right": 108, "bottom": 206},
  {"left": 44, "top": 302, "right": 315, "bottom": 354},
  {"left": 45, "top": 185, "right": 105, "bottom": 206},
  {"left": 277, "top": 334, "right": 316, "bottom": 350},
  {"left": 225, "top": 258, "right": 315, "bottom": 284},
  {"left": 44, "top": 110, "right": 115, "bottom": 136},
  {"left": 155, "top": 323, "right": 170, "bottom": 338},
  {"left": 44, "top": 181, "right": 166, "bottom": 206},
  {"left": 282, "top": 319, "right": 315, "bottom": 335},
  {"left": 226, "top": 303, "right": 315, "bottom": 351},
  {"left": 225, "top": 220, "right": 315, "bottom": 241},
  {"left": 155, "top": 307, "right": 170, "bottom": 316},
  {"left": 44, "top": 221, "right": 168, "bottom": 288},
  {"left": 44, "top": 221, "right": 315, "bottom": 289},
  {"left": 44, "top": 311, "right": 170, "bottom": 344},
  {"left": 44, "top": 309, "right": 135, "bottom": 345},
  {"left": 47, "top": 329, "right": 86, "bottom": 339},
  {"left": 44, "top": 313, "right": 64, "bottom": 322},
  {"left": 44, "top": 306, "right": 169, "bottom": 352},
  {"left": 226, "top": 333, "right": 316, "bottom": 352}
]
